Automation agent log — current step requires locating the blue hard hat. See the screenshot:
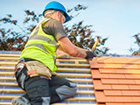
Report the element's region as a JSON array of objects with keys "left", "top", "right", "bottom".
[{"left": 43, "top": 1, "right": 70, "bottom": 23}]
